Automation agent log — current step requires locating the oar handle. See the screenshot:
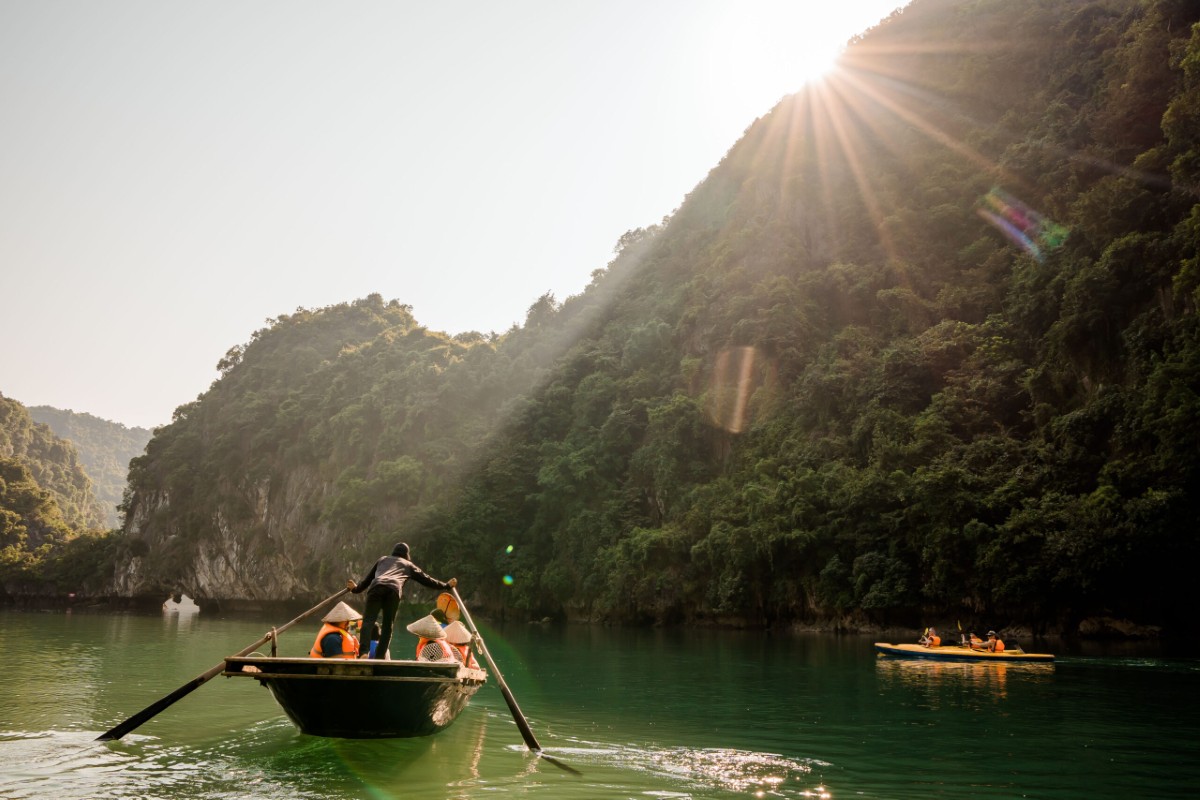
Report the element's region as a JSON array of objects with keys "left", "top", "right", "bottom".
[
  {"left": 450, "top": 586, "right": 542, "bottom": 752},
  {"left": 96, "top": 587, "right": 350, "bottom": 741}
]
